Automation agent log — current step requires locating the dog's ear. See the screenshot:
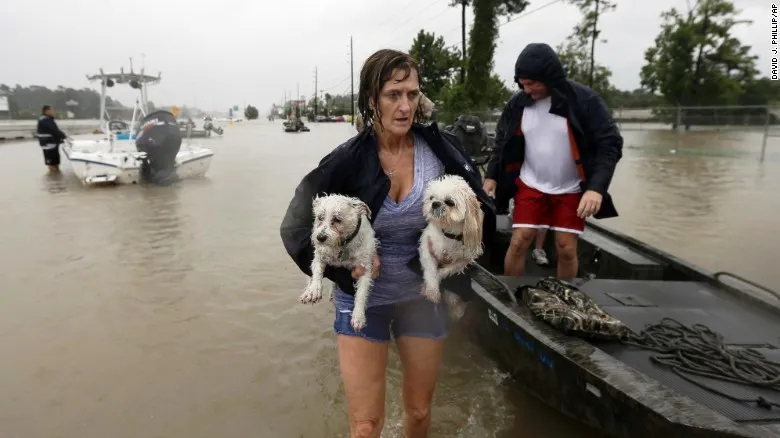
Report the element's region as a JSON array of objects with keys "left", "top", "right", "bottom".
[
  {"left": 351, "top": 199, "right": 371, "bottom": 219},
  {"left": 312, "top": 194, "right": 322, "bottom": 210},
  {"left": 462, "top": 191, "right": 484, "bottom": 256}
]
